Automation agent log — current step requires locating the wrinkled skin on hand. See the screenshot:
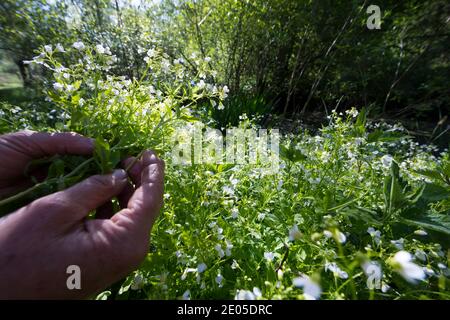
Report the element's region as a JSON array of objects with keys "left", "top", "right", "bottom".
[{"left": 0, "top": 131, "right": 164, "bottom": 299}]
